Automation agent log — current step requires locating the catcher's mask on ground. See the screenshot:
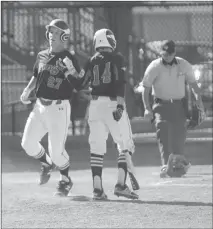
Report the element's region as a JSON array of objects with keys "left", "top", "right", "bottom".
[
  {"left": 93, "top": 28, "right": 117, "bottom": 51},
  {"left": 166, "top": 154, "right": 189, "bottom": 177},
  {"left": 46, "top": 19, "right": 70, "bottom": 42}
]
